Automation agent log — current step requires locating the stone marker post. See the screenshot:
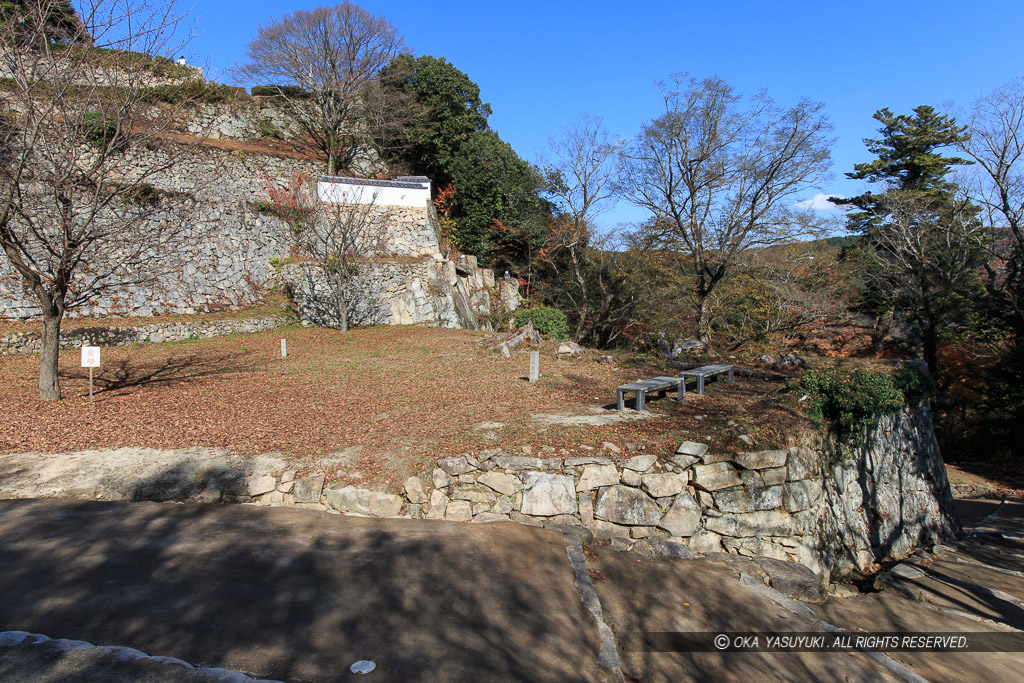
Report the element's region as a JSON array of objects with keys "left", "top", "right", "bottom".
[
  {"left": 529, "top": 351, "right": 539, "bottom": 383},
  {"left": 281, "top": 339, "right": 288, "bottom": 358}
]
